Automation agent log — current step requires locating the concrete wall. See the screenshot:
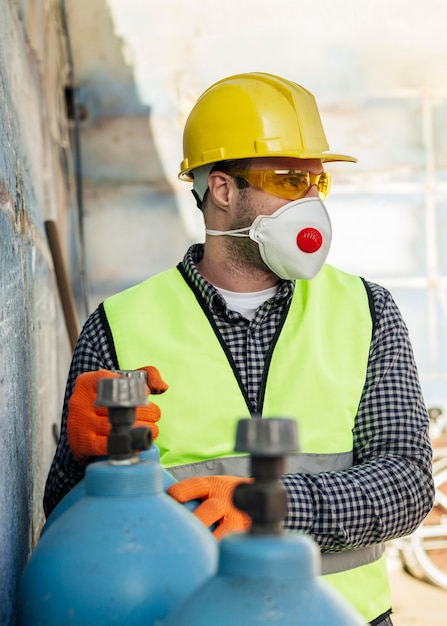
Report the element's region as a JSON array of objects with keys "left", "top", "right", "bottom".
[
  {"left": 64, "top": 0, "right": 193, "bottom": 312},
  {"left": 0, "top": 1, "right": 188, "bottom": 622},
  {"left": 0, "top": 2, "right": 74, "bottom": 623}
]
